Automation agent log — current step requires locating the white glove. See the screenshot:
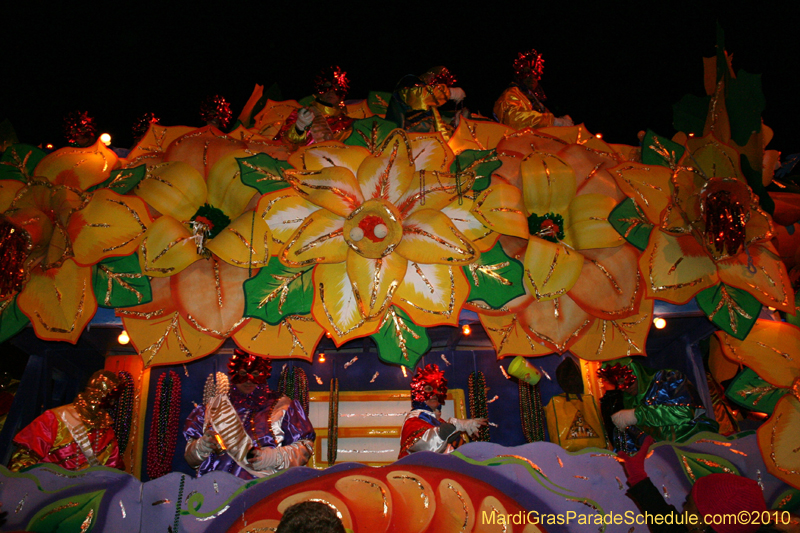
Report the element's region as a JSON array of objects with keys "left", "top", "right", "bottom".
[
  {"left": 196, "top": 434, "right": 217, "bottom": 456},
  {"left": 449, "top": 87, "right": 466, "bottom": 103},
  {"left": 295, "top": 108, "right": 314, "bottom": 131},
  {"left": 249, "top": 446, "right": 280, "bottom": 471},
  {"left": 449, "top": 417, "right": 487, "bottom": 437},
  {"left": 553, "top": 115, "right": 574, "bottom": 127},
  {"left": 612, "top": 409, "right": 638, "bottom": 429}
]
